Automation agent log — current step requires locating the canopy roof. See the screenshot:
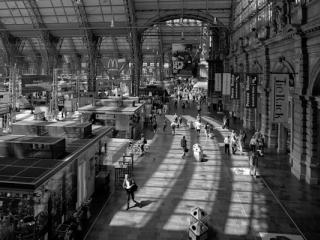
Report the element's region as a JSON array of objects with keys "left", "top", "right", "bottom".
[{"left": 0, "top": 0, "right": 233, "bottom": 60}]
